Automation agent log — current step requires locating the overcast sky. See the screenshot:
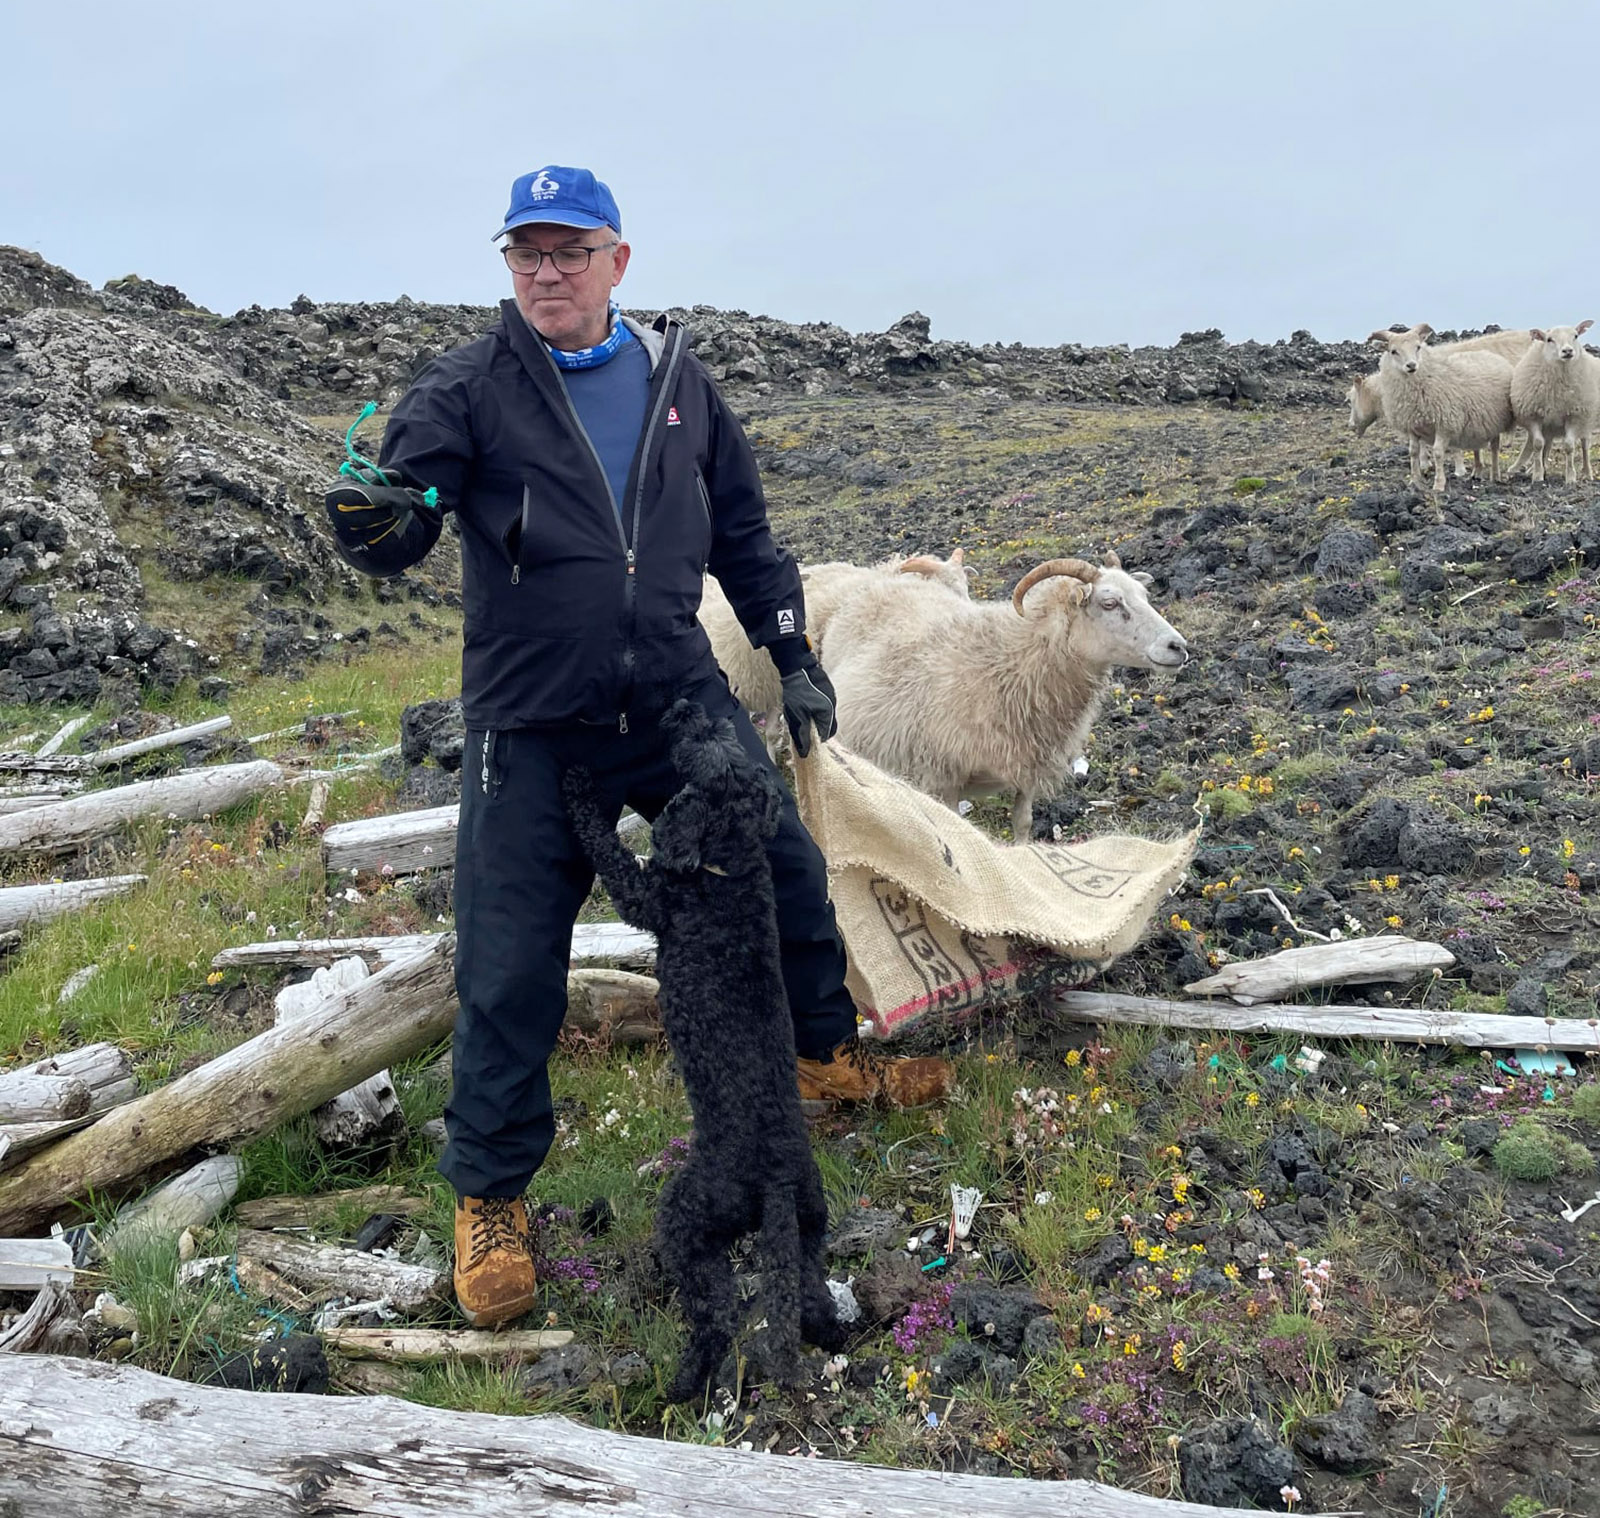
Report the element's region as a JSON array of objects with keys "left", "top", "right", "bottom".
[{"left": 6, "top": 1, "right": 1597, "bottom": 348}]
